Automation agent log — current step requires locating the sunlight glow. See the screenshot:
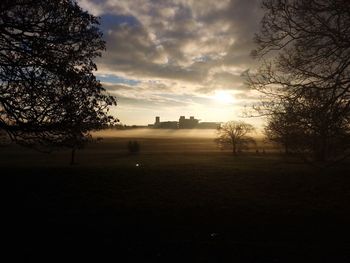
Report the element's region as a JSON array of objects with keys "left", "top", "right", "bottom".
[{"left": 213, "top": 90, "right": 235, "bottom": 104}]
